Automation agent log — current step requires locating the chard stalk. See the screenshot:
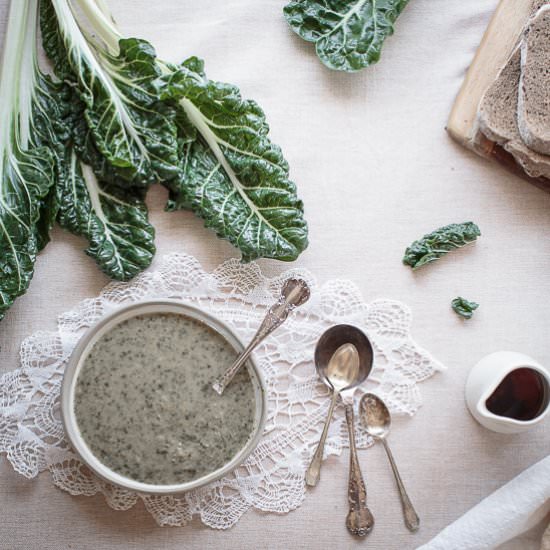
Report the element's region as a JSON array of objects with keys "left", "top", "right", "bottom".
[
  {"left": 73, "top": 0, "right": 122, "bottom": 54},
  {"left": 0, "top": 0, "right": 56, "bottom": 316},
  {"left": 0, "top": 0, "right": 30, "bottom": 151}
]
